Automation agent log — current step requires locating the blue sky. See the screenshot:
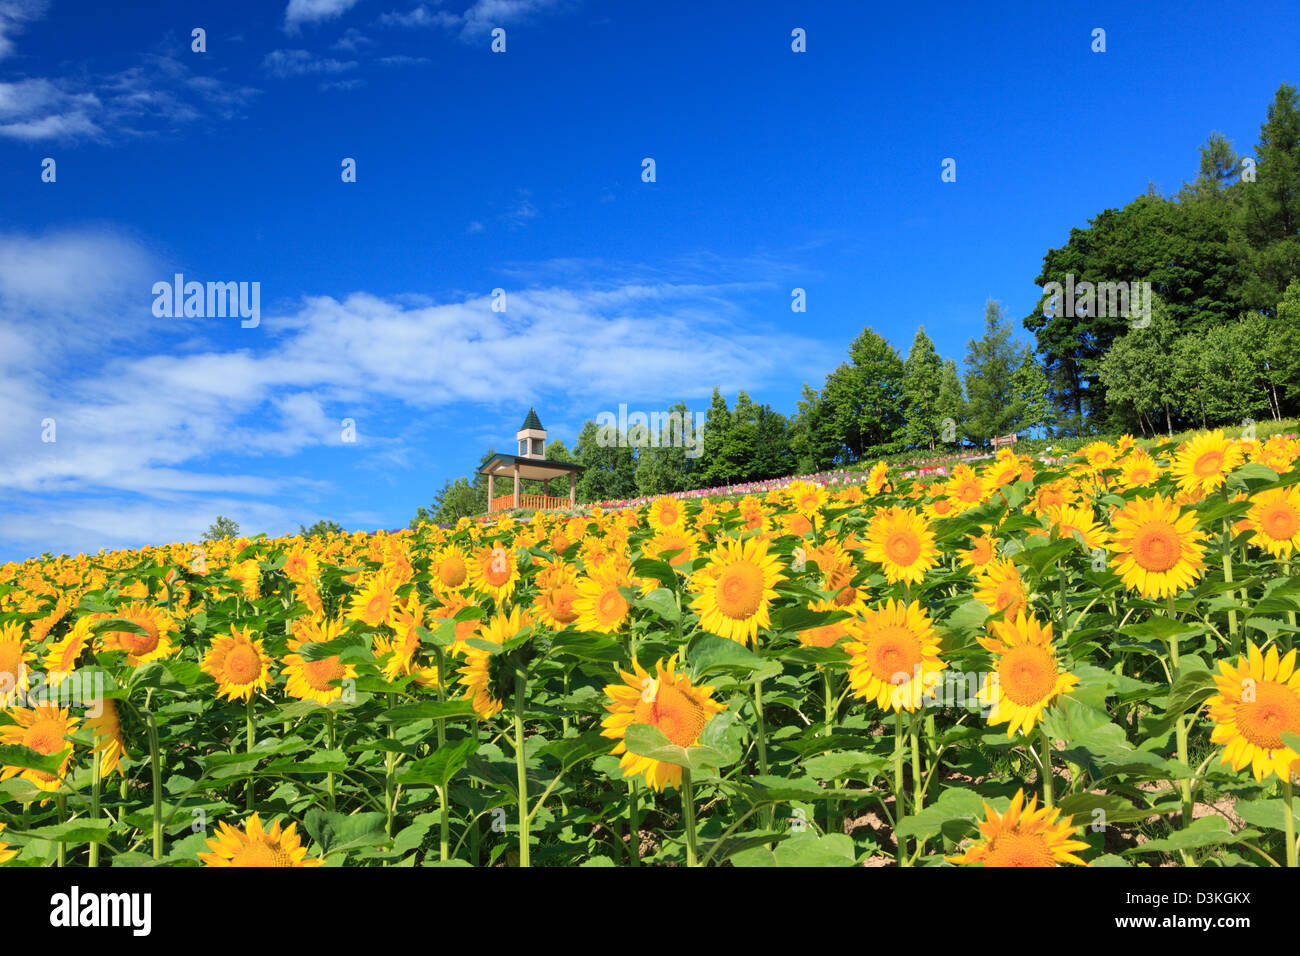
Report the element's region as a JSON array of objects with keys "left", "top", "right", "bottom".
[{"left": 1, "top": 0, "right": 1297, "bottom": 560}]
